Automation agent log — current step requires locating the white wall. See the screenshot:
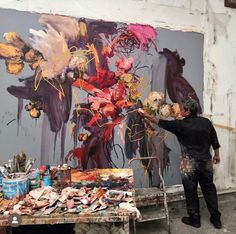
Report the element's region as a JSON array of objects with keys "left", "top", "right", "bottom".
[{"left": 0, "top": 0, "right": 235, "bottom": 190}]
